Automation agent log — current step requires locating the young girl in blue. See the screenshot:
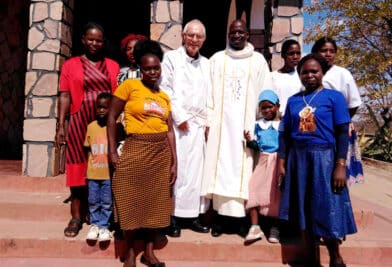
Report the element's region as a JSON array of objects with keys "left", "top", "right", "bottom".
[
  {"left": 244, "top": 90, "right": 281, "bottom": 244},
  {"left": 278, "top": 54, "right": 357, "bottom": 267}
]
